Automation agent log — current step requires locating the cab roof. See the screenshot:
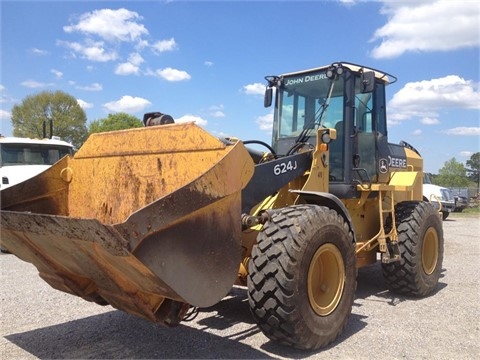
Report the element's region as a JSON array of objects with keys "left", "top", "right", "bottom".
[
  {"left": 280, "top": 61, "right": 397, "bottom": 85},
  {"left": 0, "top": 136, "right": 73, "bottom": 147}
]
